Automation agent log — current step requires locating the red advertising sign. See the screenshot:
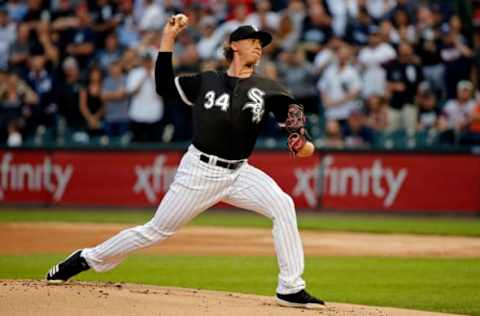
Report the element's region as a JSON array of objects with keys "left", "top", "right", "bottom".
[
  {"left": 54, "top": 151, "right": 183, "bottom": 207},
  {"left": 318, "top": 153, "right": 480, "bottom": 212},
  {"left": 0, "top": 150, "right": 479, "bottom": 212}
]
